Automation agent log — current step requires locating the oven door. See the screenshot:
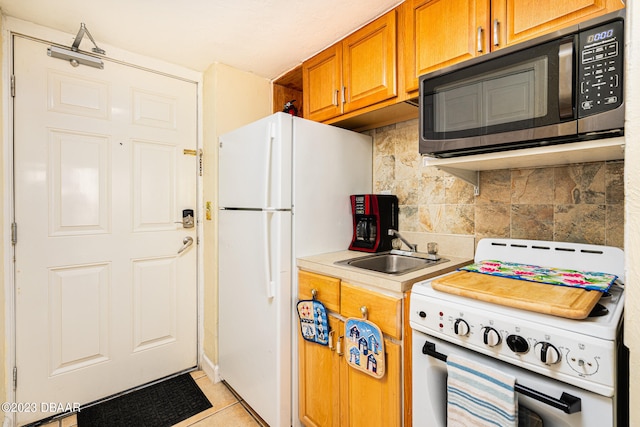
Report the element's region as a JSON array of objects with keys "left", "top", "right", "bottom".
[{"left": 412, "top": 332, "right": 617, "bottom": 427}]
